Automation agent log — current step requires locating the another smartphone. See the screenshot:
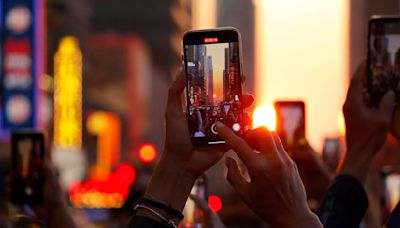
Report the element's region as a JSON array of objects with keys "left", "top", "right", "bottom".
[
  {"left": 183, "top": 27, "right": 244, "bottom": 146},
  {"left": 381, "top": 166, "right": 400, "bottom": 218},
  {"left": 10, "top": 131, "right": 45, "bottom": 205},
  {"left": 274, "top": 101, "right": 306, "bottom": 150},
  {"left": 322, "top": 138, "right": 341, "bottom": 172},
  {"left": 367, "top": 16, "right": 400, "bottom": 107},
  {"left": 180, "top": 175, "right": 208, "bottom": 228}
]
